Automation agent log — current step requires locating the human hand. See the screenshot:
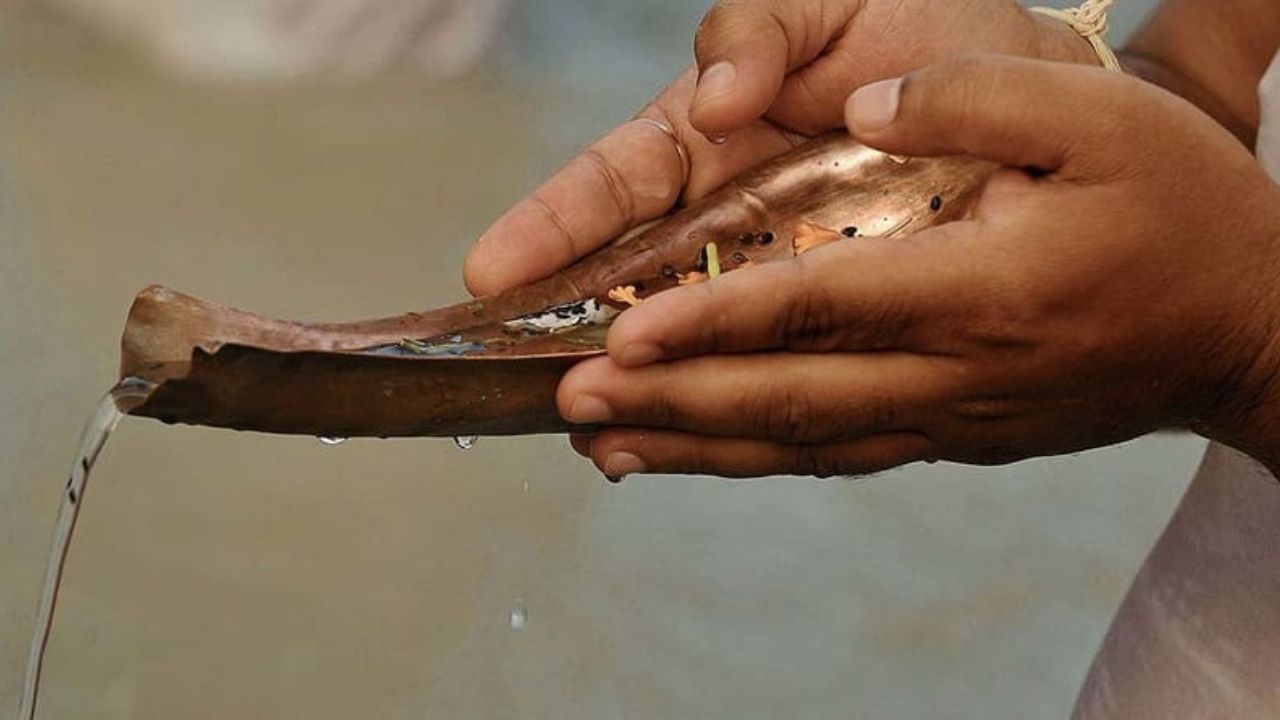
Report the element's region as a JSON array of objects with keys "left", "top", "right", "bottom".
[
  {"left": 463, "top": 0, "right": 1097, "bottom": 297},
  {"left": 558, "top": 55, "right": 1280, "bottom": 479}
]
